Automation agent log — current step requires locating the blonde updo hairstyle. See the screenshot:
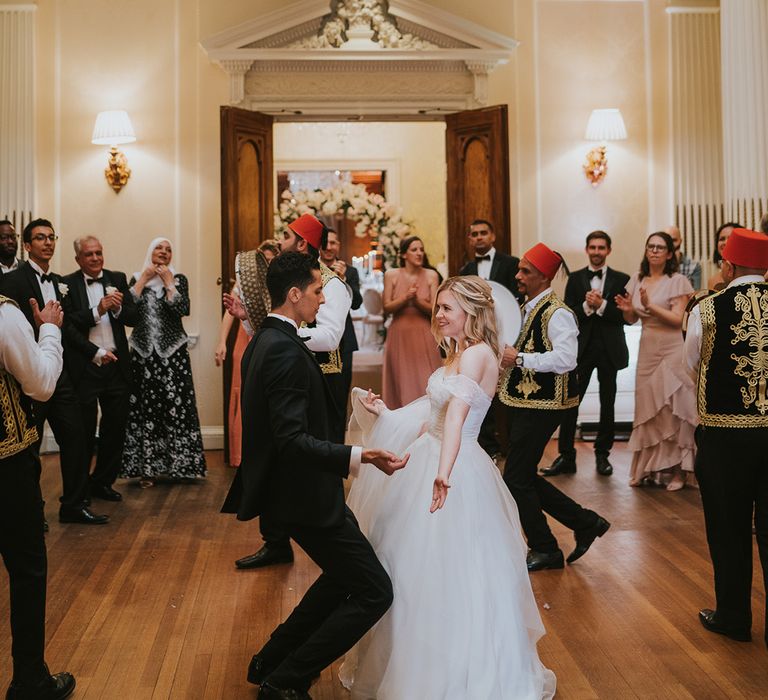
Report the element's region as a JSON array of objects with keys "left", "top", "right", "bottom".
[{"left": 431, "top": 275, "right": 501, "bottom": 364}]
